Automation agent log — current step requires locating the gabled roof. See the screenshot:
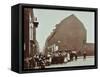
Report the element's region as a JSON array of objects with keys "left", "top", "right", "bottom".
[
  {"left": 46, "top": 14, "right": 86, "bottom": 44},
  {"left": 58, "top": 14, "right": 86, "bottom": 31}
]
